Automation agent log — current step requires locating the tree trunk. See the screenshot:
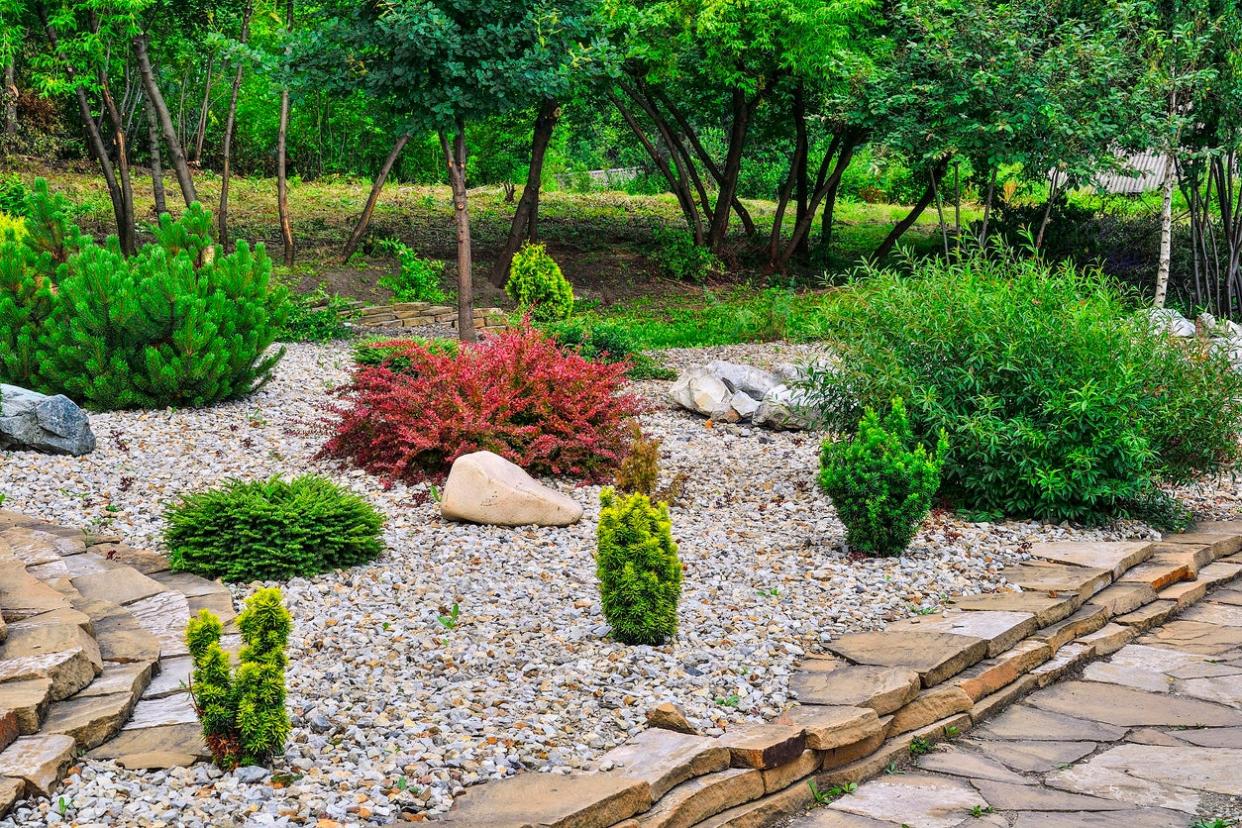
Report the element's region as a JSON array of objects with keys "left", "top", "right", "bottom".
[
  {"left": 441, "top": 125, "right": 476, "bottom": 343},
  {"left": 873, "top": 161, "right": 948, "bottom": 262},
  {"left": 97, "top": 64, "right": 137, "bottom": 255},
  {"left": 134, "top": 34, "right": 196, "bottom": 207},
  {"left": 979, "top": 165, "right": 997, "bottom": 247},
  {"left": 775, "top": 133, "right": 860, "bottom": 270},
  {"left": 191, "top": 54, "right": 213, "bottom": 165},
  {"left": 1154, "top": 163, "right": 1174, "bottom": 309},
  {"left": 218, "top": 0, "right": 253, "bottom": 250},
  {"left": 3, "top": 61, "right": 16, "bottom": 137},
  {"left": 276, "top": 0, "right": 295, "bottom": 266},
  {"left": 492, "top": 99, "right": 558, "bottom": 286},
  {"left": 144, "top": 92, "right": 167, "bottom": 216},
  {"left": 793, "top": 82, "right": 809, "bottom": 256},
  {"left": 340, "top": 132, "right": 409, "bottom": 261},
  {"left": 706, "top": 89, "right": 751, "bottom": 252},
  {"left": 1034, "top": 169, "right": 1061, "bottom": 251}
]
